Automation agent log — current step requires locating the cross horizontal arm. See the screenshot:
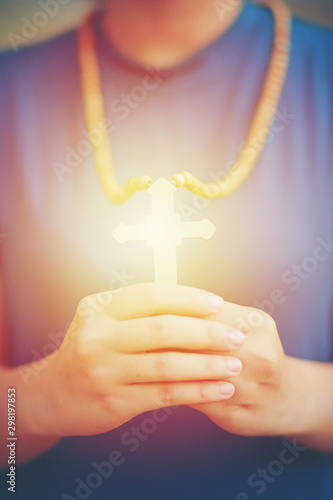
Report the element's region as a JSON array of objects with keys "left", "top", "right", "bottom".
[
  {"left": 112, "top": 222, "right": 149, "bottom": 244},
  {"left": 181, "top": 219, "right": 216, "bottom": 240}
]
